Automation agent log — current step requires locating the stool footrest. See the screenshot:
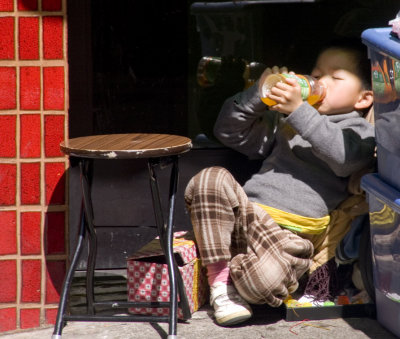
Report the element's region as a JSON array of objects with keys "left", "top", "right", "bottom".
[
  {"left": 93, "top": 301, "right": 182, "bottom": 309},
  {"left": 64, "top": 314, "right": 170, "bottom": 323}
]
